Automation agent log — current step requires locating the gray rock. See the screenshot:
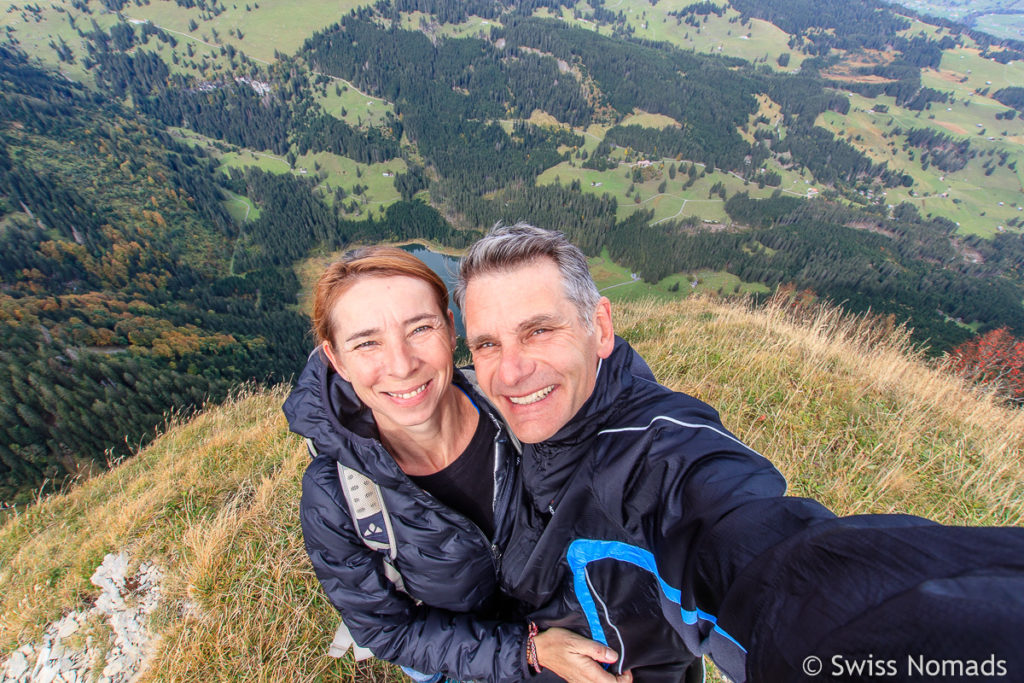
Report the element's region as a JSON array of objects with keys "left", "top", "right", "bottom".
[
  {"left": 36, "top": 663, "right": 58, "bottom": 683},
  {"left": 5, "top": 651, "right": 29, "bottom": 678},
  {"left": 56, "top": 617, "right": 79, "bottom": 640}
]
